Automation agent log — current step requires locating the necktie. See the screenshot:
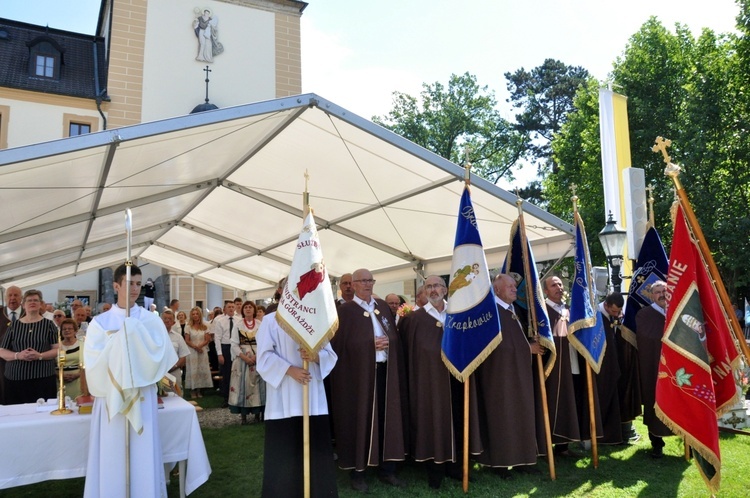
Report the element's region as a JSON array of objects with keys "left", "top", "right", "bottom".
[
  {"left": 10, "top": 311, "right": 16, "bottom": 324},
  {"left": 228, "top": 317, "right": 234, "bottom": 333}
]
